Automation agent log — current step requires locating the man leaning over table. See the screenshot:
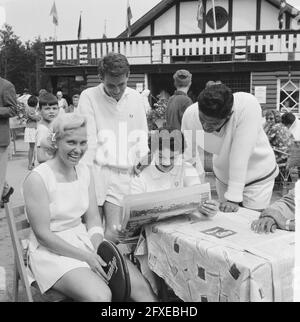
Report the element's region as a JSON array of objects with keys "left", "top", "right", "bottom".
[
  {"left": 251, "top": 189, "right": 295, "bottom": 233},
  {"left": 181, "top": 83, "right": 278, "bottom": 213},
  {"left": 77, "top": 52, "right": 148, "bottom": 242}
]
